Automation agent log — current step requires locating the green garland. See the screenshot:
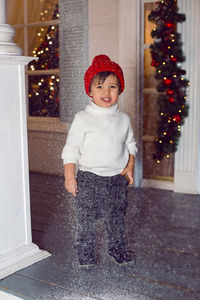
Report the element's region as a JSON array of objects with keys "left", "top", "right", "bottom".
[{"left": 148, "top": 0, "right": 190, "bottom": 163}]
